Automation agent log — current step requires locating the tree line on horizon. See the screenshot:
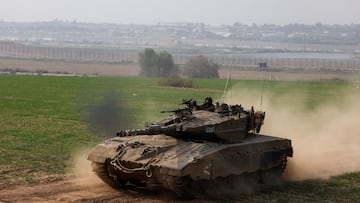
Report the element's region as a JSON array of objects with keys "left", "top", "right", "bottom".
[{"left": 139, "top": 48, "right": 219, "bottom": 79}]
